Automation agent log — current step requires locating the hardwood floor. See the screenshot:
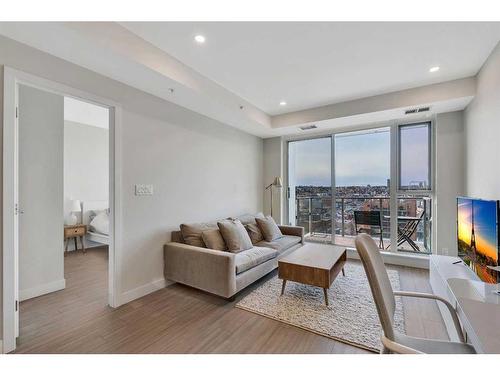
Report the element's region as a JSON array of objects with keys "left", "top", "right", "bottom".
[{"left": 14, "top": 248, "right": 448, "bottom": 354}]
